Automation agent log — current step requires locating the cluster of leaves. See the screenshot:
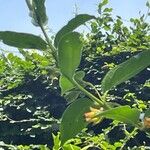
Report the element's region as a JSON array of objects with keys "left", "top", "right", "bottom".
[
  {"left": 57, "top": 1, "right": 150, "bottom": 148},
  {"left": 0, "top": 0, "right": 150, "bottom": 149},
  {"left": 0, "top": 141, "right": 50, "bottom": 150},
  {"left": 84, "top": 0, "right": 150, "bottom": 57},
  {"left": 0, "top": 49, "right": 66, "bottom": 149}
]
